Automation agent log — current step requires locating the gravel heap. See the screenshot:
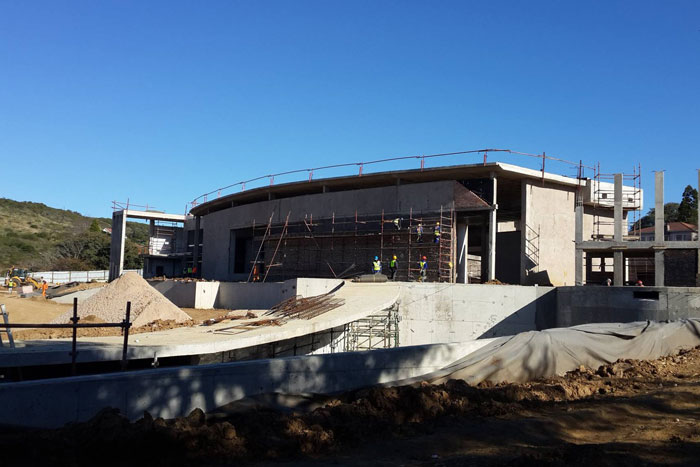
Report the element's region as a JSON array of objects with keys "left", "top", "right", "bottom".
[{"left": 52, "top": 272, "right": 191, "bottom": 327}]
